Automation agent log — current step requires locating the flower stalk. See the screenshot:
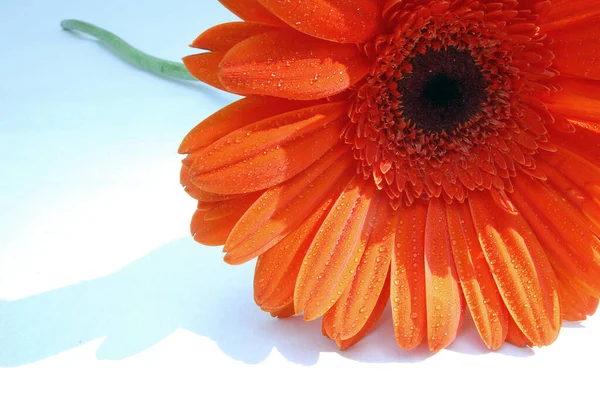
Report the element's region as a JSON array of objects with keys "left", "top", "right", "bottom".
[{"left": 60, "top": 19, "right": 197, "bottom": 81}]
